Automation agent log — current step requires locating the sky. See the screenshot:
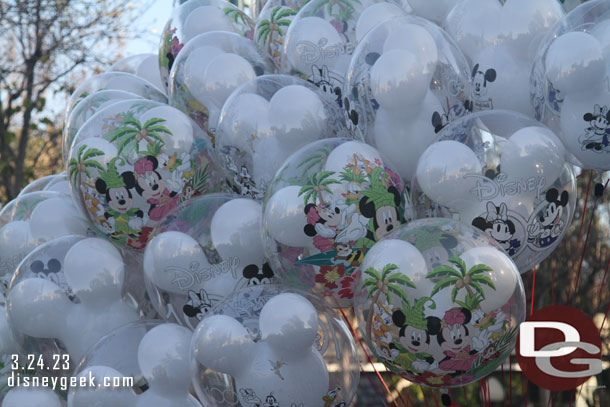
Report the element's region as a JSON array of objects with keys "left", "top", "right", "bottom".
[{"left": 127, "top": 1, "right": 175, "bottom": 55}]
